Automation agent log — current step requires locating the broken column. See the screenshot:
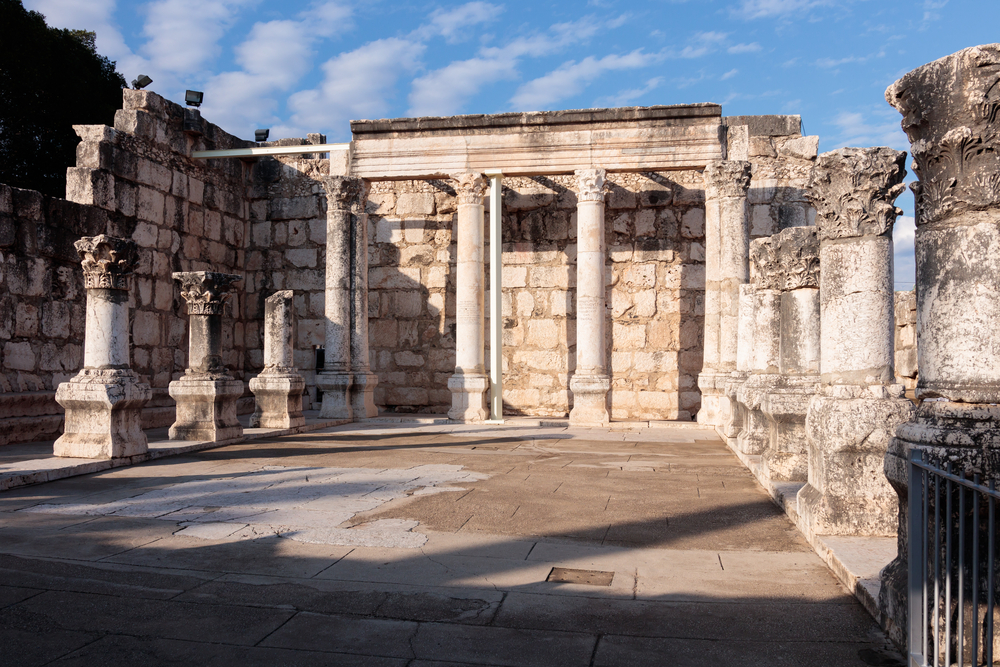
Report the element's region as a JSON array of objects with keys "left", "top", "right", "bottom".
[
  {"left": 735, "top": 237, "right": 781, "bottom": 457},
  {"left": 249, "top": 290, "right": 305, "bottom": 429},
  {"left": 349, "top": 177, "right": 378, "bottom": 419},
  {"left": 797, "top": 147, "right": 914, "bottom": 537},
  {"left": 54, "top": 235, "right": 151, "bottom": 459},
  {"left": 760, "top": 226, "right": 820, "bottom": 483},
  {"left": 168, "top": 271, "right": 243, "bottom": 442},
  {"left": 448, "top": 172, "right": 489, "bottom": 422},
  {"left": 699, "top": 160, "right": 752, "bottom": 429},
  {"left": 879, "top": 44, "right": 1000, "bottom": 648},
  {"left": 316, "top": 176, "right": 363, "bottom": 420},
  {"left": 569, "top": 168, "right": 610, "bottom": 425}
]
